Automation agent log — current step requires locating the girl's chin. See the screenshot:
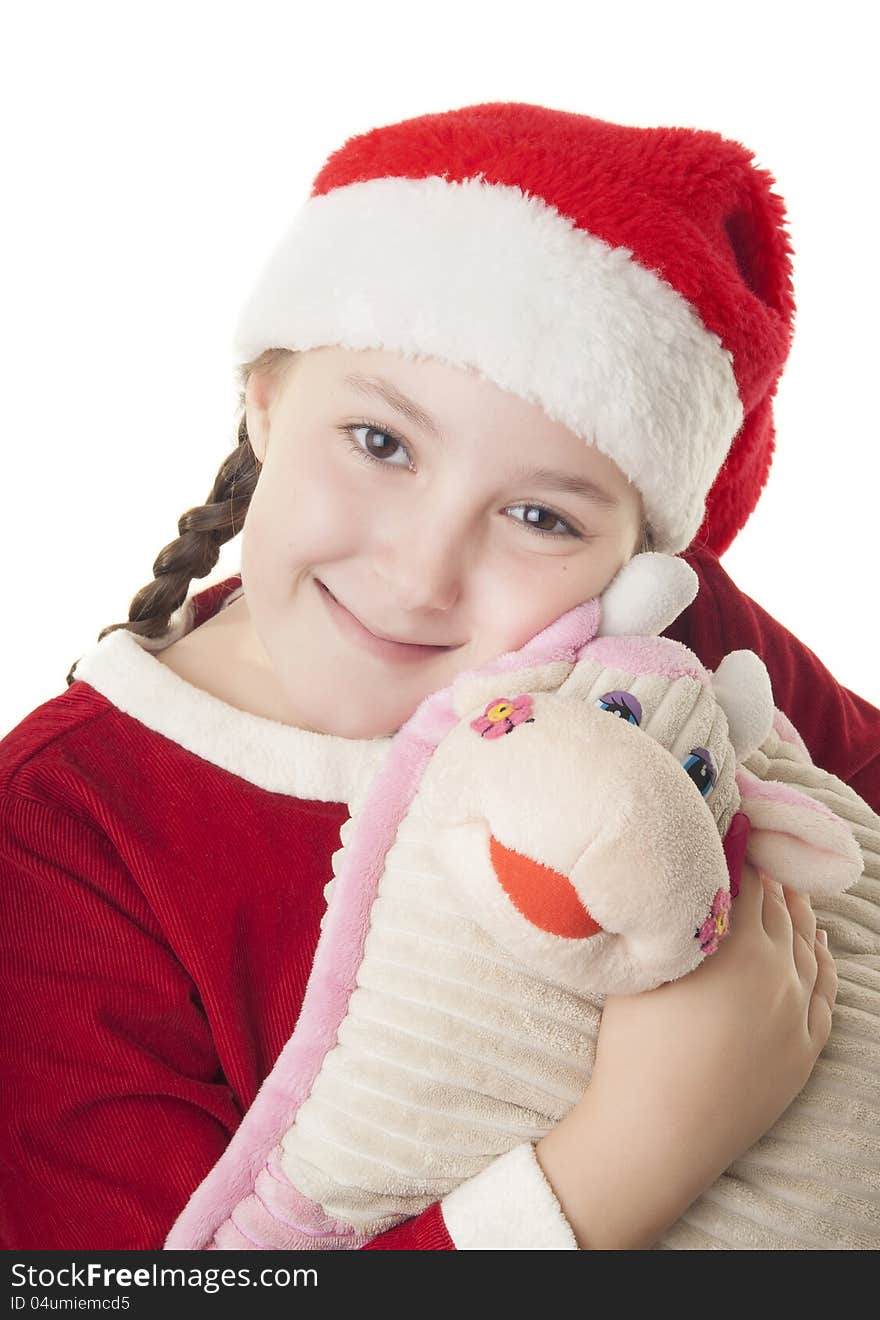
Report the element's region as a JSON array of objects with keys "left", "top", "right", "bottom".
[{"left": 310, "top": 683, "right": 452, "bottom": 740}]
